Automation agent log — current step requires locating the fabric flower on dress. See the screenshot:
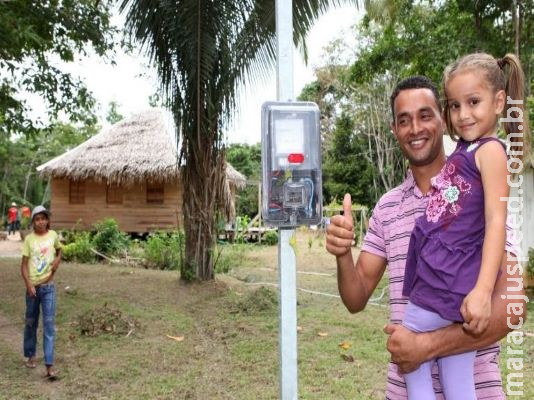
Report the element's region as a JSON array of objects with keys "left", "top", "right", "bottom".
[{"left": 443, "top": 185, "right": 460, "bottom": 204}]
